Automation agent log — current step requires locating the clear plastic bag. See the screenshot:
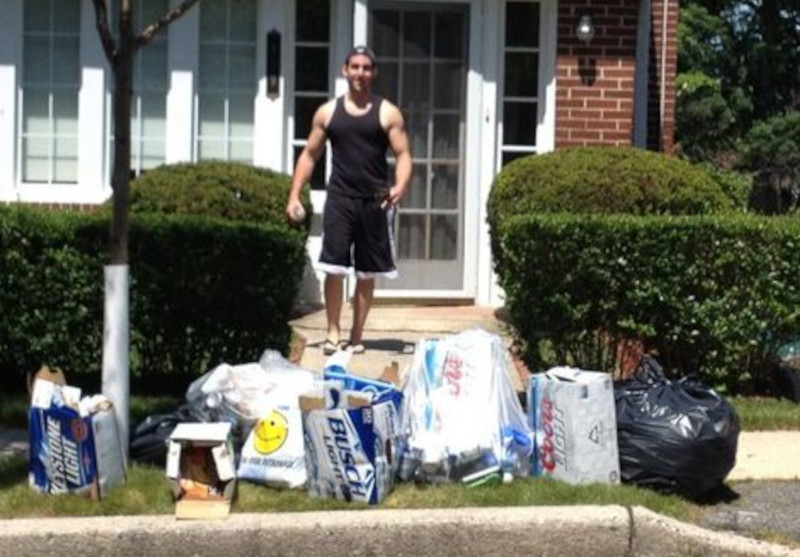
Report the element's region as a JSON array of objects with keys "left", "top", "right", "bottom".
[
  {"left": 184, "top": 351, "right": 317, "bottom": 488},
  {"left": 399, "top": 328, "right": 533, "bottom": 485}
]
